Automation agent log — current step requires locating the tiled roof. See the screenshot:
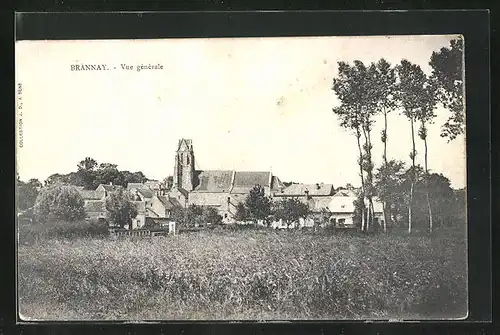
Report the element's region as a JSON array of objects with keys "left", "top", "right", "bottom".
[
  {"left": 169, "top": 197, "right": 183, "bottom": 208},
  {"left": 149, "top": 218, "right": 172, "bottom": 225},
  {"left": 137, "top": 188, "right": 154, "bottom": 199},
  {"left": 79, "top": 190, "right": 104, "bottom": 200},
  {"left": 156, "top": 195, "right": 180, "bottom": 210},
  {"left": 233, "top": 171, "right": 270, "bottom": 187},
  {"left": 277, "top": 183, "right": 334, "bottom": 197},
  {"left": 271, "top": 175, "right": 285, "bottom": 191},
  {"left": 99, "top": 184, "right": 119, "bottom": 192},
  {"left": 127, "top": 183, "right": 144, "bottom": 191},
  {"left": 84, "top": 200, "right": 106, "bottom": 213},
  {"left": 147, "top": 208, "right": 160, "bottom": 218},
  {"left": 333, "top": 188, "right": 358, "bottom": 198},
  {"left": 193, "top": 170, "right": 233, "bottom": 193}
]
